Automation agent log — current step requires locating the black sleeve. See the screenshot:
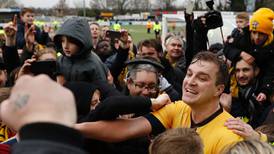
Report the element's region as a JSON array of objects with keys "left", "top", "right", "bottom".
[
  {"left": 185, "top": 13, "right": 208, "bottom": 67},
  {"left": 16, "top": 24, "right": 26, "bottom": 49},
  {"left": 2, "top": 46, "right": 21, "bottom": 74},
  {"left": 192, "top": 17, "right": 208, "bottom": 53},
  {"left": 83, "top": 96, "right": 152, "bottom": 122},
  {"left": 105, "top": 47, "right": 129, "bottom": 79},
  {"left": 12, "top": 123, "right": 87, "bottom": 154},
  {"left": 164, "top": 85, "right": 181, "bottom": 102},
  {"left": 185, "top": 12, "right": 194, "bottom": 67},
  {"left": 35, "top": 26, "right": 51, "bottom": 46},
  {"left": 143, "top": 113, "right": 166, "bottom": 136},
  {"left": 95, "top": 81, "right": 123, "bottom": 101},
  {"left": 223, "top": 27, "right": 250, "bottom": 62},
  {"left": 259, "top": 58, "right": 274, "bottom": 96},
  {"left": 38, "top": 31, "right": 52, "bottom": 46}
]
